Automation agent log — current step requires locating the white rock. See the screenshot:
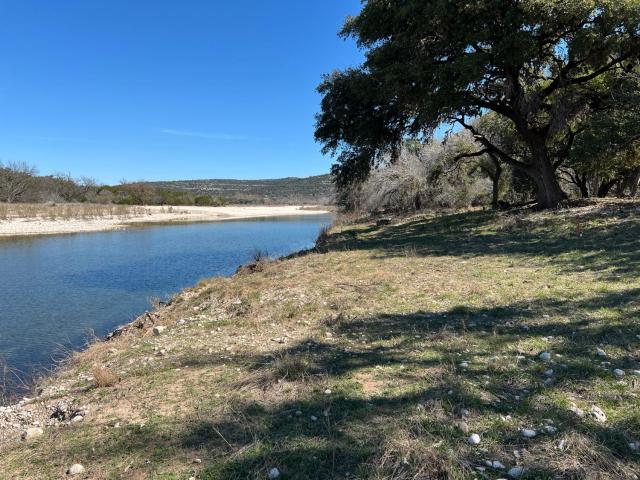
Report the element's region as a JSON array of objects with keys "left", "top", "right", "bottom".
[
  {"left": 152, "top": 326, "right": 166, "bottom": 336},
  {"left": 310, "top": 415, "right": 318, "bottom": 422},
  {"left": 557, "top": 439, "right": 567, "bottom": 450},
  {"left": 324, "top": 389, "right": 332, "bottom": 395},
  {"left": 67, "top": 464, "right": 85, "bottom": 475},
  {"left": 521, "top": 428, "right": 536, "bottom": 438},
  {"left": 487, "top": 460, "right": 505, "bottom": 469},
  {"left": 596, "top": 348, "right": 606, "bottom": 357},
  {"left": 71, "top": 415, "right": 83, "bottom": 423},
  {"left": 569, "top": 402, "right": 585, "bottom": 417},
  {"left": 544, "top": 369, "right": 554, "bottom": 376},
  {"left": 468, "top": 433, "right": 481, "bottom": 445},
  {"left": 21, "top": 427, "right": 43, "bottom": 441},
  {"left": 544, "top": 425, "right": 557, "bottom": 433},
  {"left": 459, "top": 362, "right": 469, "bottom": 368},
  {"left": 508, "top": 466, "right": 525, "bottom": 478},
  {"left": 629, "top": 442, "right": 639, "bottom": 451},
  {"left": 632, "top": 370, "right": 640, "bottom": 376},
  {"left": 268, "top": 467, "right": 280, "bottom": 479},
  {"left": 539, "top": 352, "right": 551, "bottom": 361},
  {"left": 613, "top": 368, "right": 625, "bottom": 377},
  {"left": 590, "top": 405, "right": 607, "bottom": 423}
]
